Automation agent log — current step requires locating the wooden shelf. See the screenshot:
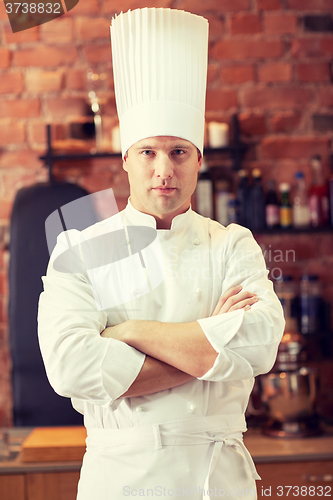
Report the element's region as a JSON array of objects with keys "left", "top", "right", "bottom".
[
  {"left": 39, "top": 115, "right": 248, "bottom": 181},
  {"left": 253, "top": 225, "right": 333, "bottom": 235}
]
